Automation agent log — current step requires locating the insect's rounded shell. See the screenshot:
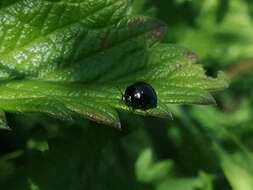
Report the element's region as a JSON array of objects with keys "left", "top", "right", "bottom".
[{"left": 122, "top": 82, "right": 157, "bottom": 110}]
